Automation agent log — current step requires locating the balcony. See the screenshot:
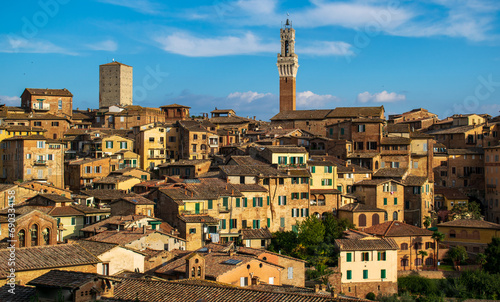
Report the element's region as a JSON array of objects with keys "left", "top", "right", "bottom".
[
  {"left": 148, "top": 154, "right": 166, "bottom": 160},
  {"left": 179, "top": 209, "right": 208, "bottom": 215},
  {"left": 32, "top": 103, "right": 50, "bottom": 110},
  {"left": 33, "top": 160, "right": 47, "bottom": 166},
  {"left": 218, "top": 205, "right": 230, "bottom": 213}
]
